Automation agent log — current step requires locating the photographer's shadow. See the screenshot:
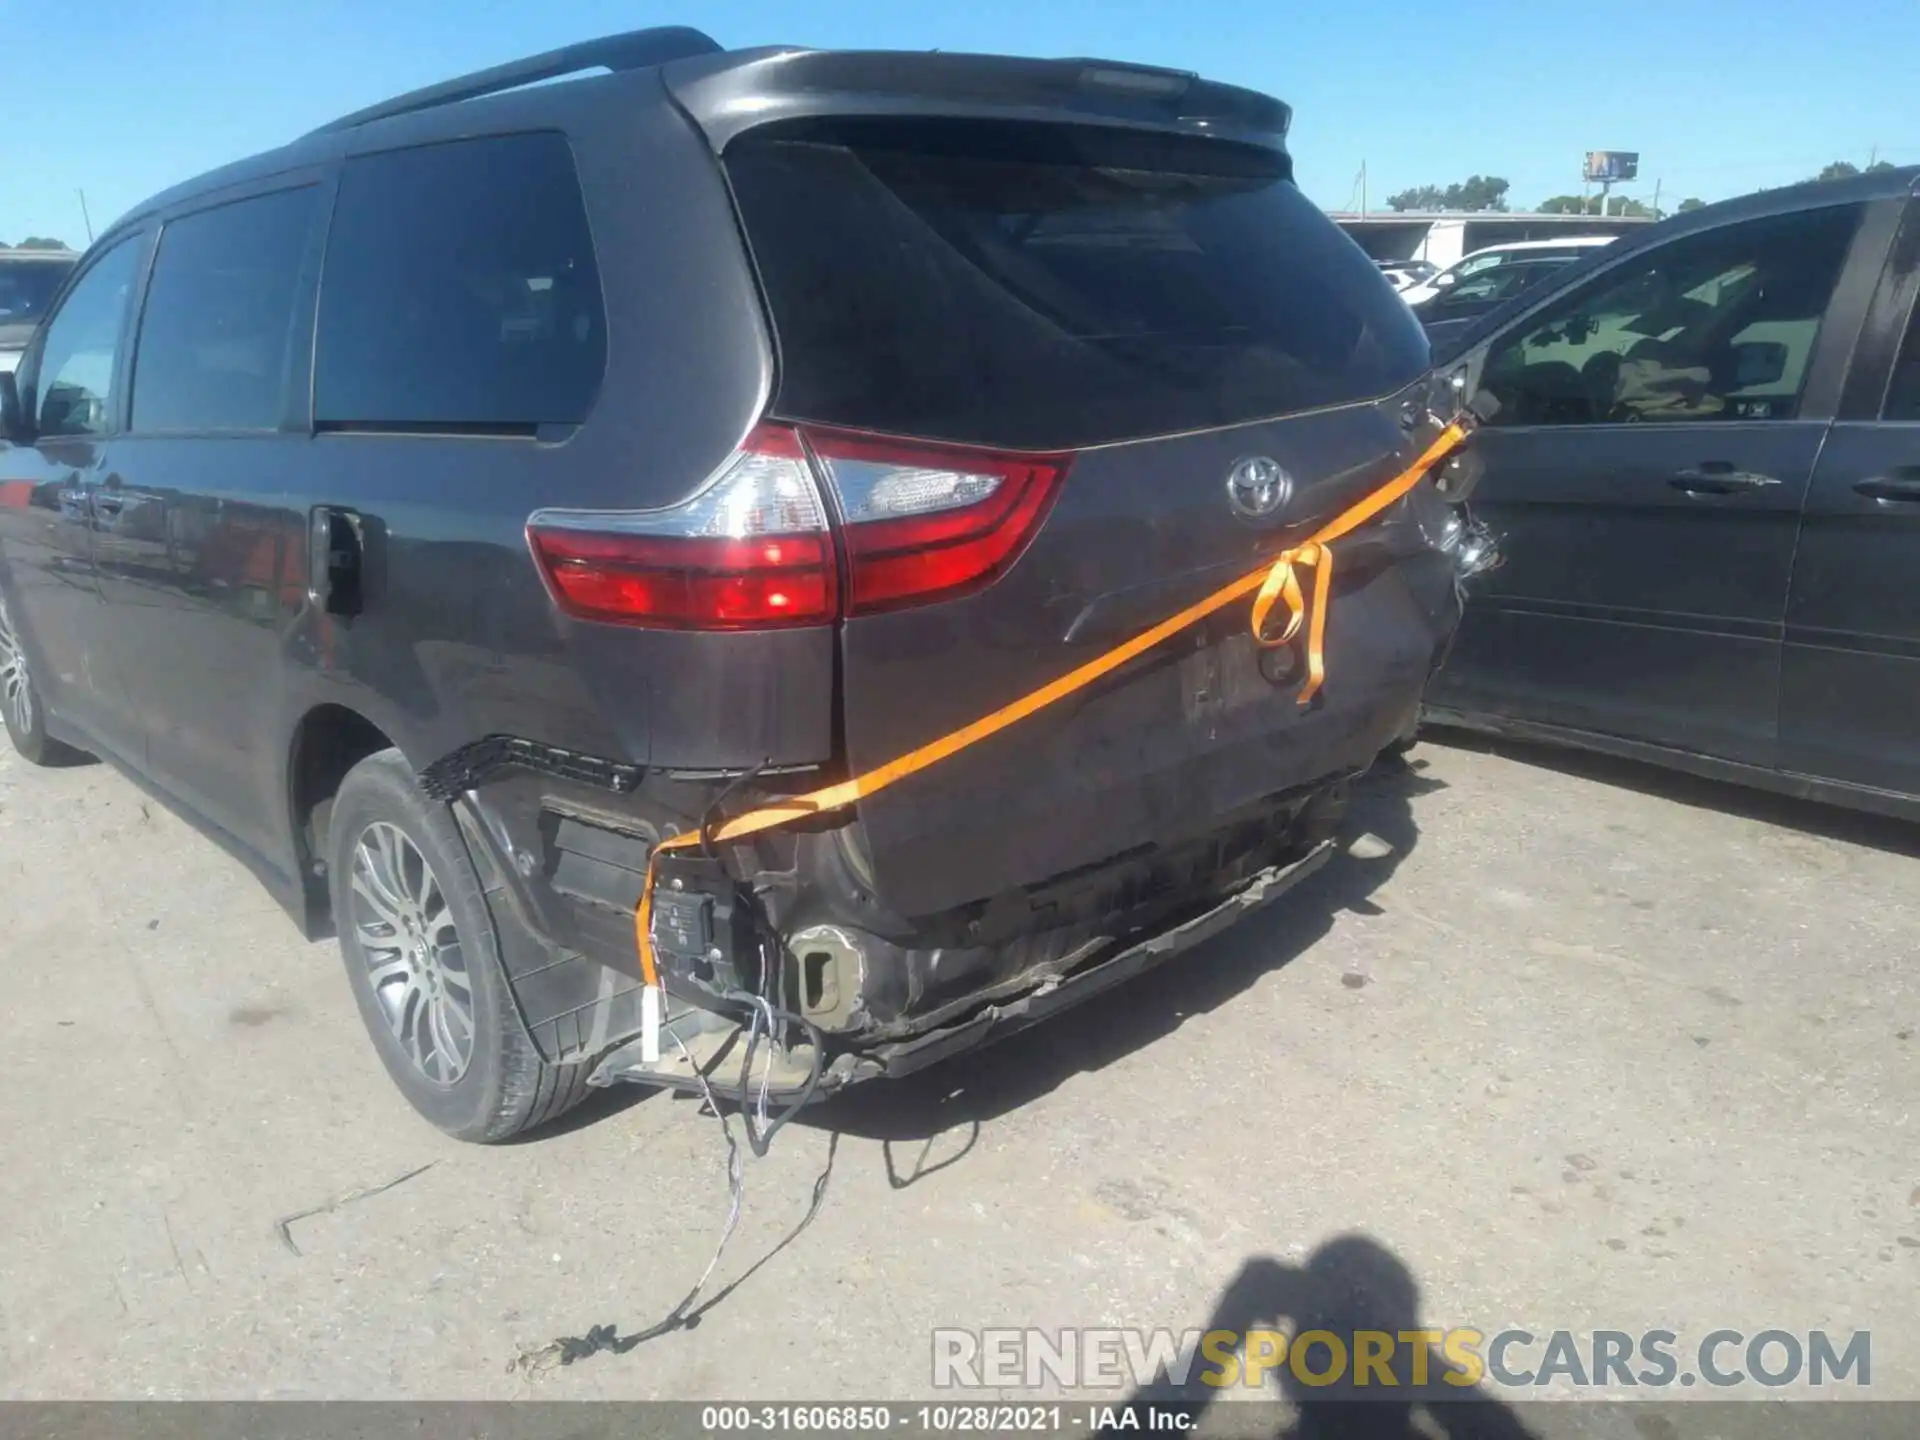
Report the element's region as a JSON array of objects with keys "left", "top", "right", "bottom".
[{"left": 1116, "top": 1234, "right": 1538, "bottom": 1440}]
